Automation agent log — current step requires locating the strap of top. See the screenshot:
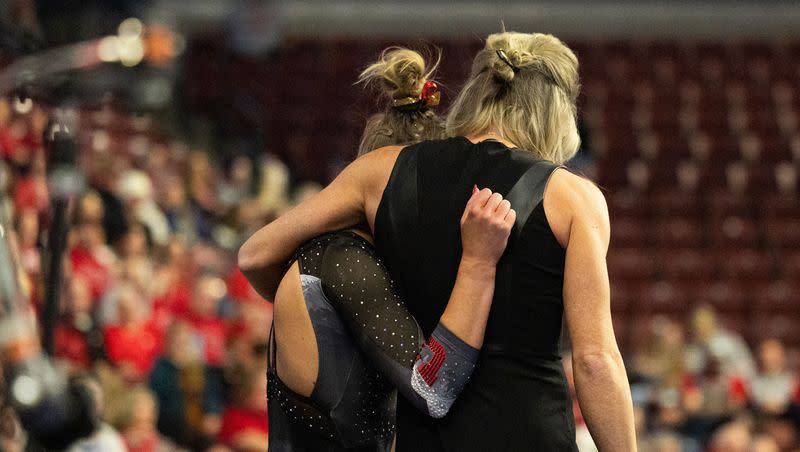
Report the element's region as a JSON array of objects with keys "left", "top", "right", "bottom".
[{"left": 504, "top": 160, "right": 562, "bottom": 240}]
